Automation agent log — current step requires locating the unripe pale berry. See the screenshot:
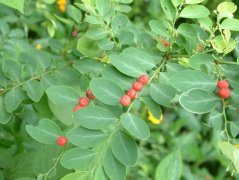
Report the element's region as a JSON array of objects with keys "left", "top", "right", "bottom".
[
  {"left": 217, "top": 80, "right": 229, "bottom": 89},
  {"left": 86, "top": 89, "right": 96, "bottom": 100},
  {"left": 138, "top": 74, "right": 149, "bottom": 85},
  {"left": 72, "top": 30, "right": 78, "bottom": 37},
  {"left": 127, "top": 88, "right": 137, "bottom": 99},
  {"left": 79, "top": 97, "right": 89, "bottom": 107},
  {"left": 218, "top": 88, "right": 230, "bottom": 99},
  {"left": 132, "top": 82, "right": 143, "bottom": 91},
  {"left": 73, "top": 105, "right": 82, "bottom": 112},
  {"left": 57, "top": 136, "right": 67, "bottom": 146},
  {"left": 197, "top": 44, "right": 203, "bottom": 52},
  {"left": 120, "top": 95, "right": 131, "bottom": 106}
]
